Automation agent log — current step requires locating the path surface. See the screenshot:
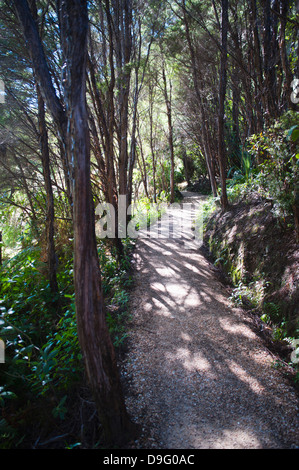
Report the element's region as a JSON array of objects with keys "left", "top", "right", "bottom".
[{"left": 121, "top": 192, "right": 299, "bottom": 449}]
